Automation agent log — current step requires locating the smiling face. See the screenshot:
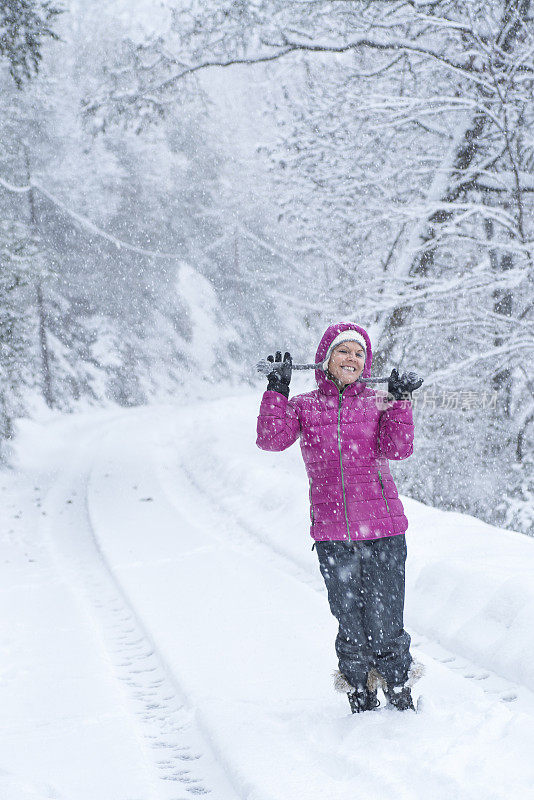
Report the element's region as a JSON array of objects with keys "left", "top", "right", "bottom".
[{"left": 327, "top": 341, "right": 366, "bottom": 386}]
